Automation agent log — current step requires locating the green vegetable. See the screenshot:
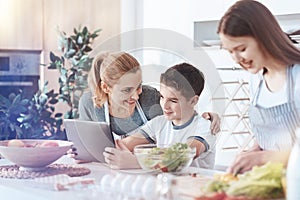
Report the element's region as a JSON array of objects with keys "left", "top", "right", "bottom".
[
  {"left": 202, "top": 180, "right": 230, "bottom": 193},
  {"left": 201, "top": 162, "right": 285, "bottom": 199},
  {"left": 144, "top": 143, "right": 194, "bottom": 172},
  {"left": 227, "top": 179, "right": 283, "bottom": 199},
  {"left": 226, "top": 162, "right": 285, "bottom": 199}
]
